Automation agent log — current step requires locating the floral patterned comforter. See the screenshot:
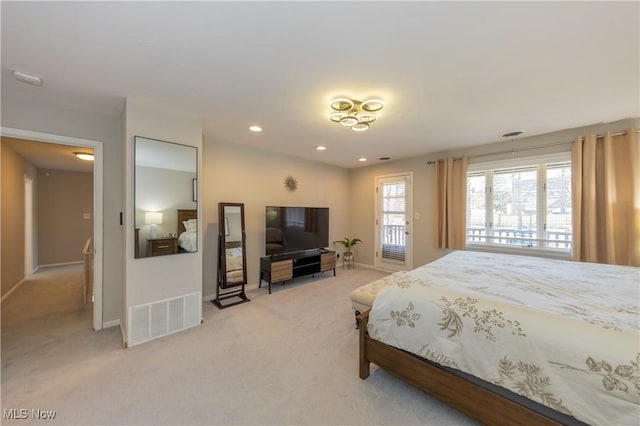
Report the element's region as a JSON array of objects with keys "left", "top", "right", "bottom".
[{"left": 367, "top": 250, "right": 640, "bottom": 425}]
